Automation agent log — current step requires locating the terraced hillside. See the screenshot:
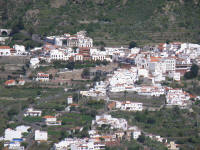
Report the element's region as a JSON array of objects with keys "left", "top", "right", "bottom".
[{"left": 0, "top": 0, "right": 200, "bottom": 46}]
